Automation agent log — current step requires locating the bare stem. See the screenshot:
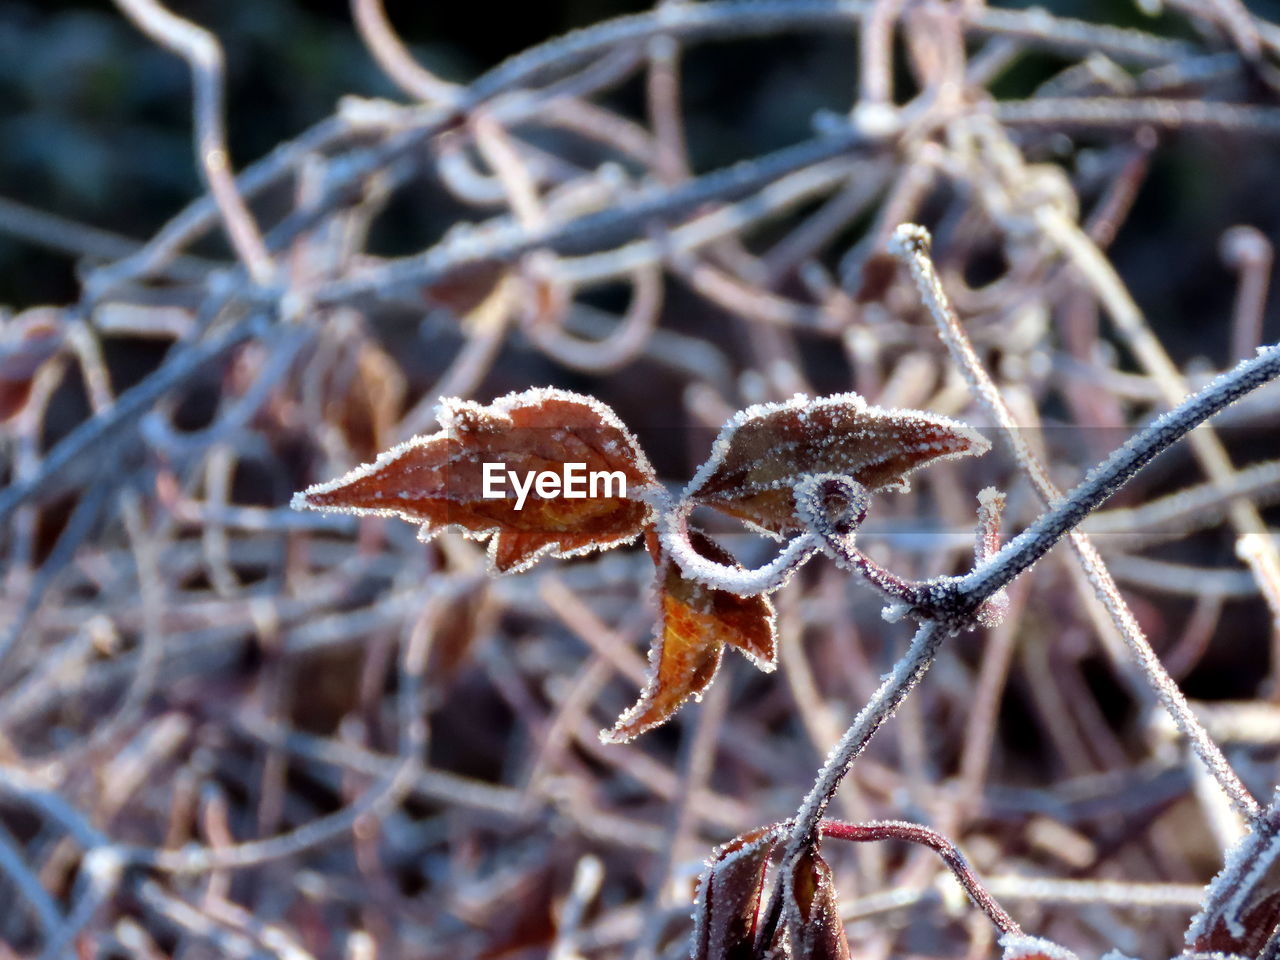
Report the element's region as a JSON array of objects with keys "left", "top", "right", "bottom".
[
  {"left": 819, "top": 818, "right": 1021, "bottom": 936},
  {"left": 891, "top": 222, "right": 1266, "bottom": 820},
  {"left": 112, "top": 0, "right": 273, "bottom": 284},
  {"left": 757, "top": 619, "right": 945, "bottom": 952}
]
